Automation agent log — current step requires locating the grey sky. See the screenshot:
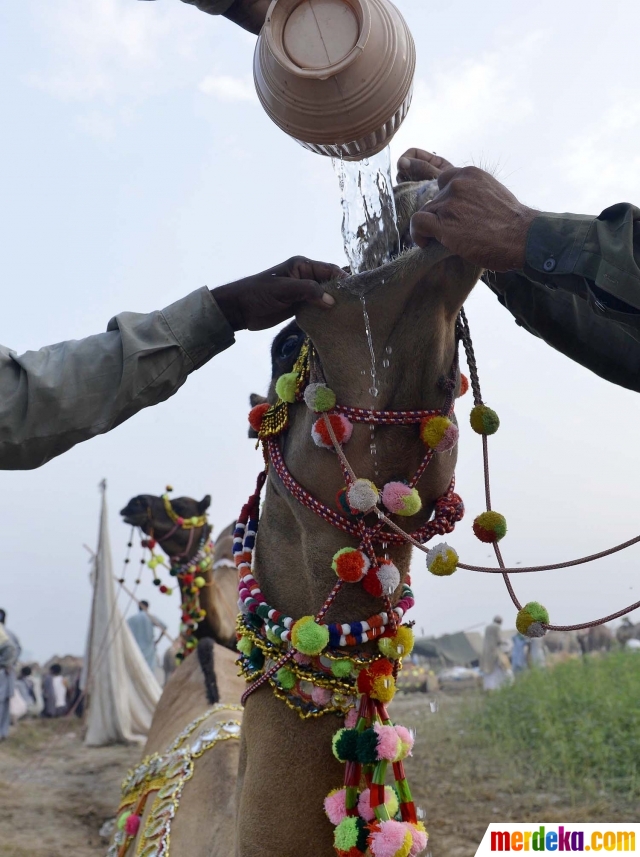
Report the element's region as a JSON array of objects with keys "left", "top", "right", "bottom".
[{"left": 1, "top": 0, "right": 639, "bottom": 662}]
